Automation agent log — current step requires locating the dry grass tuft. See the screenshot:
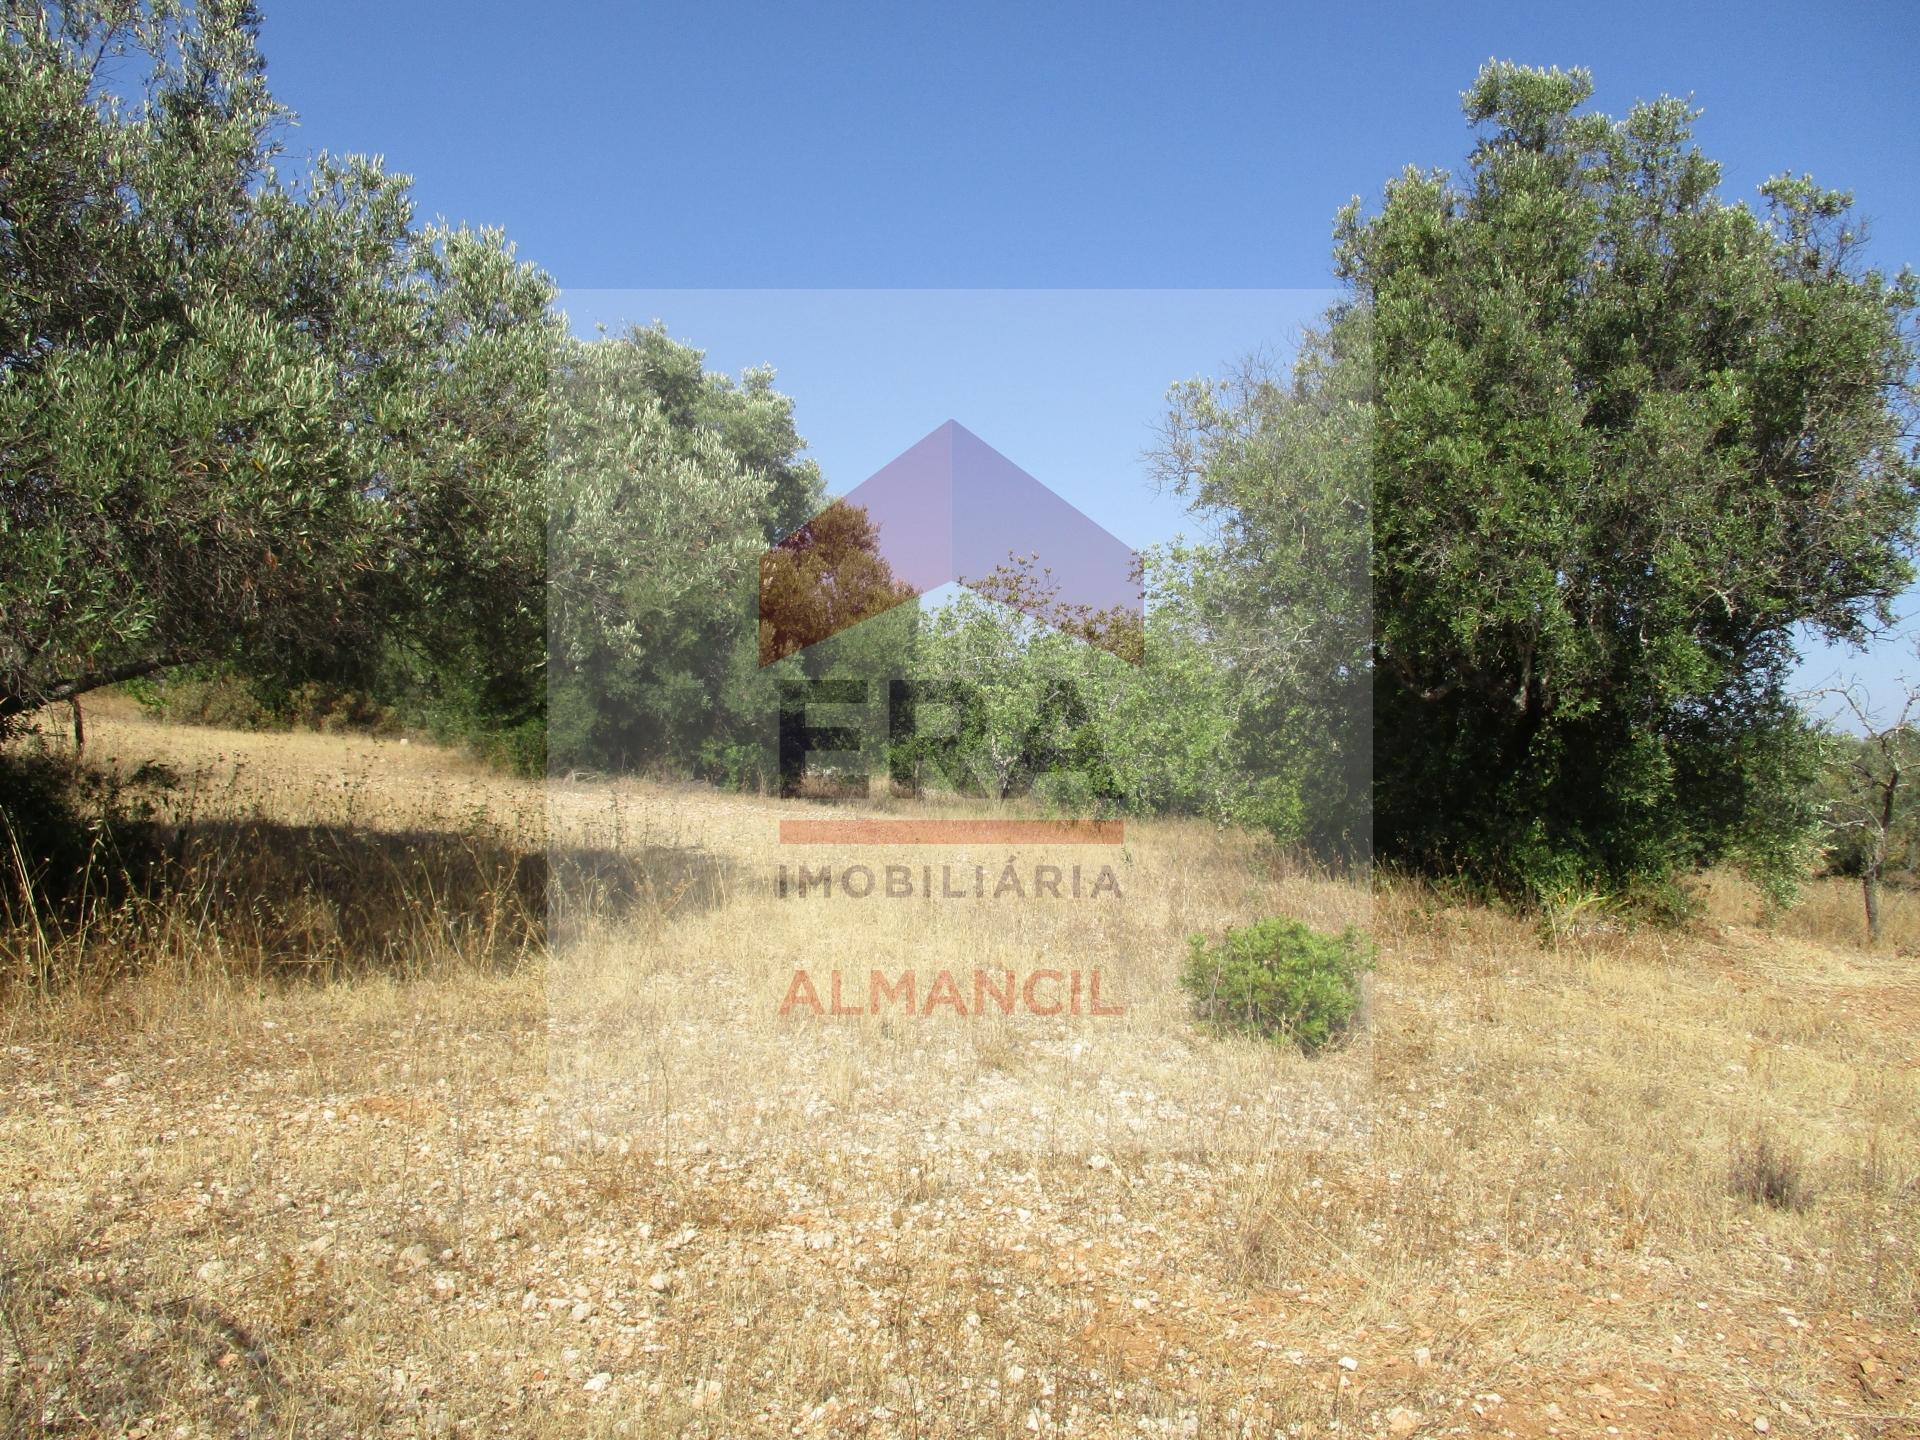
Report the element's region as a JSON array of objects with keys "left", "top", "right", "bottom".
[
  {"left": 1695, "top": 865, "right": 1920, "bottom": 953},
  {"left": 1730, "top": 1129, "right": 1816, "bottom": 1214}
]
